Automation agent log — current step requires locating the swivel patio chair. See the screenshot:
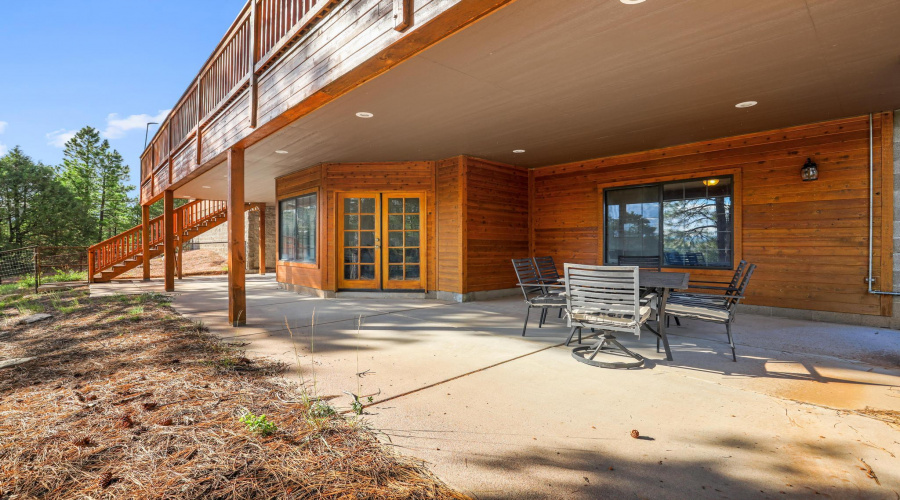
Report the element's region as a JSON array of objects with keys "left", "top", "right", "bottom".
[
  {"left": 513, "top": 258, "right": 566, "bottom": 336},
  {"left": 664, "top": 264, "right": 756, "bottom": 361},
  {"left": 564, "top": 264, "right": 655, "bottom": 368}
]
